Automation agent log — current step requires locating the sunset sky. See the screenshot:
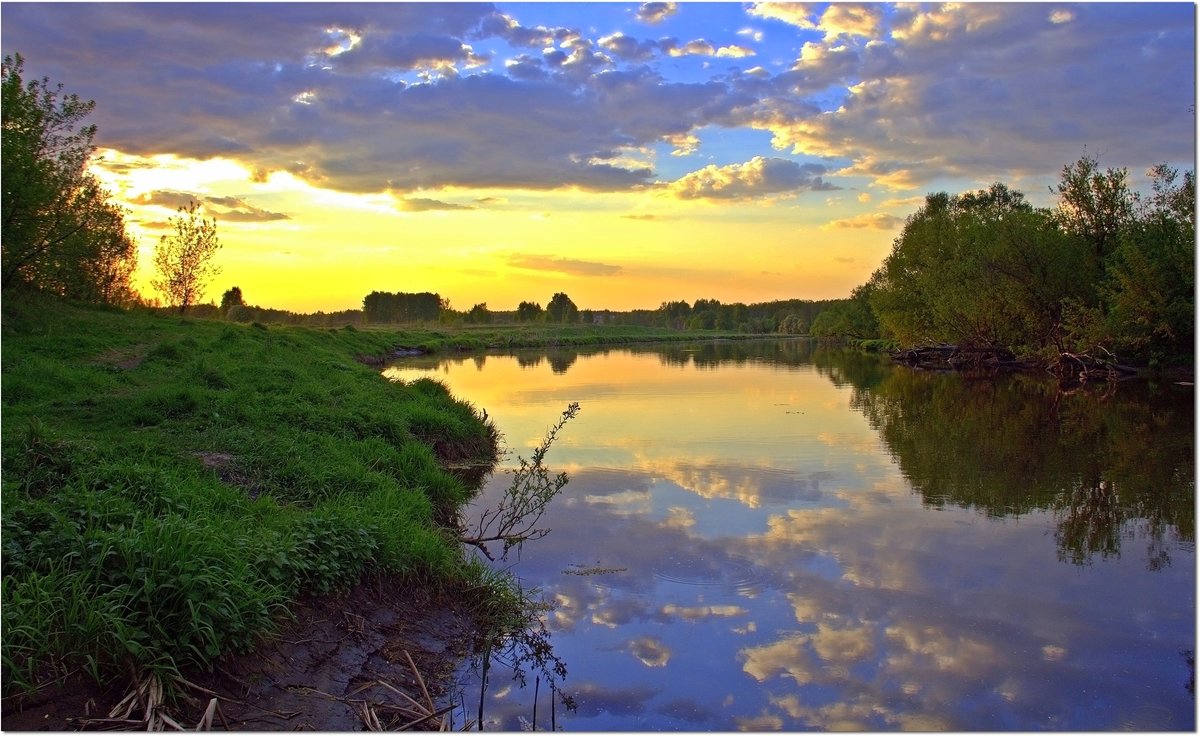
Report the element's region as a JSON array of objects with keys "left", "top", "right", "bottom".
[{"left": 2, "top": 2, "right": 1194, "bottom": 313}]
